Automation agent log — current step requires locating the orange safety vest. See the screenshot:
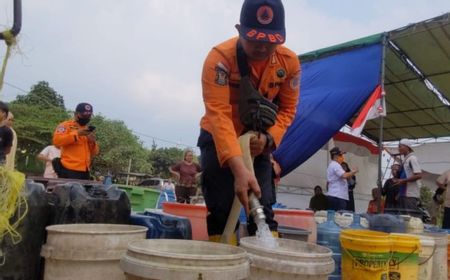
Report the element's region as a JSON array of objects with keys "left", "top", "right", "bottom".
[
  {"left": 53, "top": 119, "right": 99, "bottom": 172},
  {"left": 200, "top": 37, "right": 301, "bottom": 166}
]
